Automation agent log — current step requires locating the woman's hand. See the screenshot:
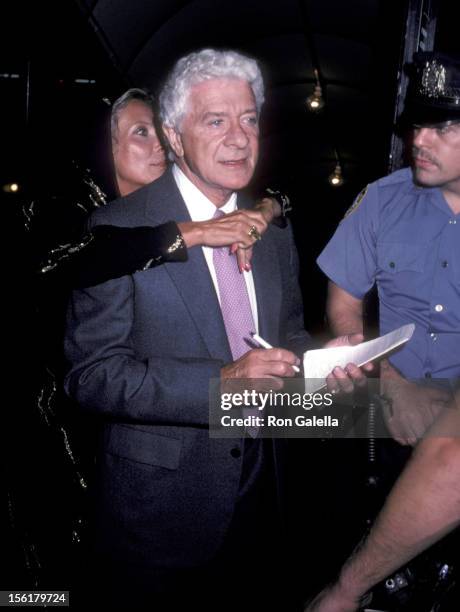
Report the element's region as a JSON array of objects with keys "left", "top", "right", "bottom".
[
  {"left": 179, "top": 208, "right": 268, "bottom": 272},
  {"left": 179, "top": 196, "right": 282, "bottom": 272}
]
